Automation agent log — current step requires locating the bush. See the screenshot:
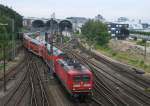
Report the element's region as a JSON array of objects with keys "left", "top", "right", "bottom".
[
  {"left": 136, "top": 40, "right": 146, "bottom": 46},
  {"left": 139, "top": 60, "right": 144, "bottom": 66},
  {"left": 112, "top": 52, "right": 117, "bottom": 56}
]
